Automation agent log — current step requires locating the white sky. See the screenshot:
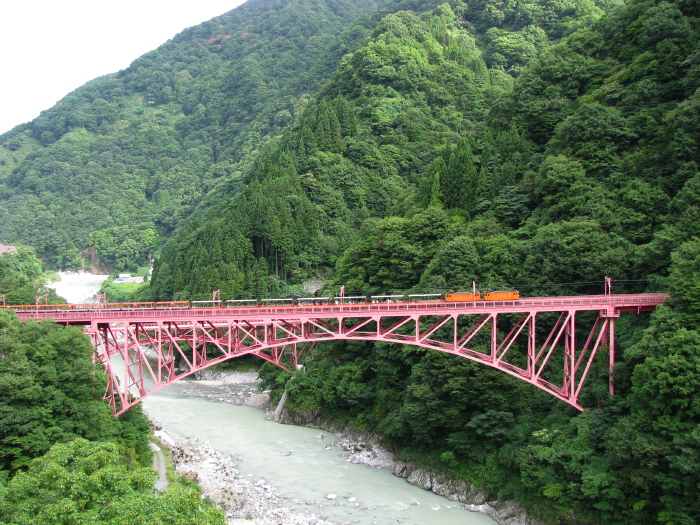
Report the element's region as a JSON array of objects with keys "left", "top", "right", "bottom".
[{"left": 0, "top": 0, "right": 246, "bottom": 135}]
